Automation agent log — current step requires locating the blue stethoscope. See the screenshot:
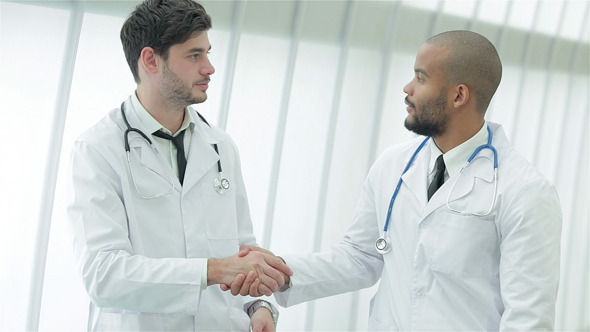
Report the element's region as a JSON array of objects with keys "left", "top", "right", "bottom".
[
  {"left": 120, "top": 102, "right": 230, "bottom": 199},
  {"left": 375, "top": 125, "right": 498, "bottom": 254}
]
